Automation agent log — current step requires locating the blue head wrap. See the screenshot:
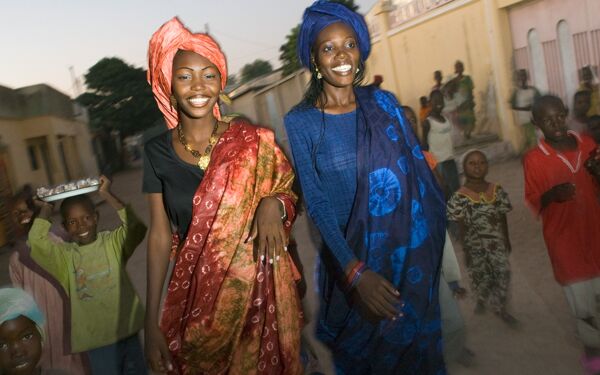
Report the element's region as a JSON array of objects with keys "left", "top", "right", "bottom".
[
  {"left": 297, "top": 0, "right": 371, "bottom": 69},
  {"left": 0, "top": 288, "right": 45, "bottom": 338}
]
